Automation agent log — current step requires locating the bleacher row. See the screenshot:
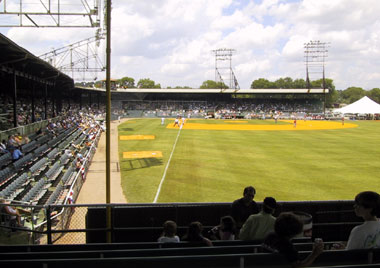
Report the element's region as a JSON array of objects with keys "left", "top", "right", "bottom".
[
  {"left": 0, "top": 126, "right": 93, "bottom": 207},
  {"left": 0, "top": 240, "right": 379, "bottom": 268}
]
